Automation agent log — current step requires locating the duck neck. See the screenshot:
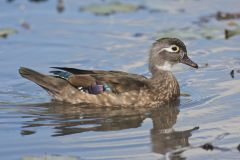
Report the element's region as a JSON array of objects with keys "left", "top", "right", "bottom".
[
  {"left": 149, "top": 62, "right": 180, "bottom": 97},
  {"left": 149, "top": 61, "right": 173, "bottom": 76}
]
